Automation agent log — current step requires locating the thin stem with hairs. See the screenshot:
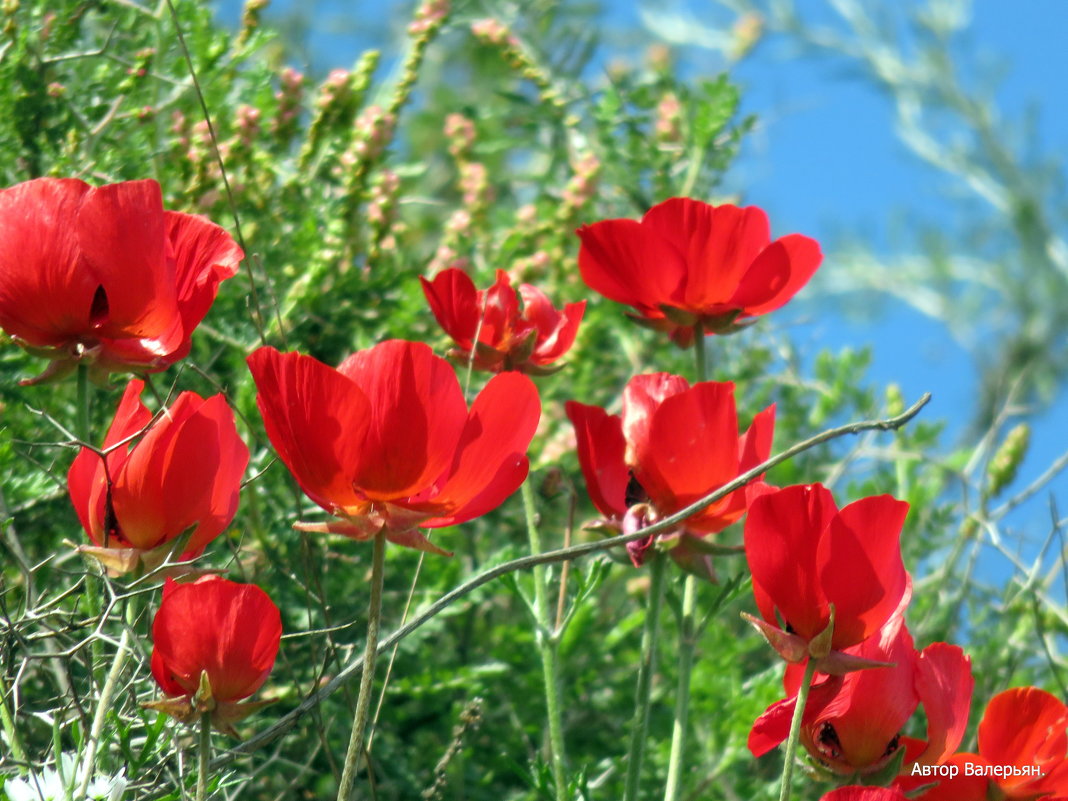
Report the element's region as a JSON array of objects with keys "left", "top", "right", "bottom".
[
  {"left": 623, "top": 553, "right": 667, "bottom": 801},
  {"left": 336, "top": 529, "right": 387, "bottom": 801}
]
